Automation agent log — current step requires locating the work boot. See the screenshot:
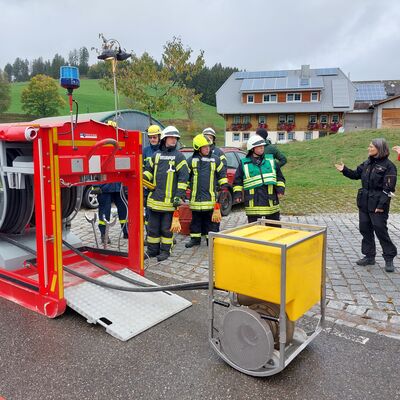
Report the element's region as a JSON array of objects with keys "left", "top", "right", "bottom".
[
  {"left": 385, "top": 259, "right": 395, "bottom": 273},
  {"left": 101, "top": 235, "right": 111, "bottom": 245},
  {"left": 356, "top": 256, "right": 375, "bottom": 266},
  {"left": 146, "top": 249, "right": 160, "bottom": 258},
  {"left": 157, "top": 252, "right": 170, "bottom": 262},
  {"left": 185, "top": 238, "right": 201, "bottom": 248}
]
